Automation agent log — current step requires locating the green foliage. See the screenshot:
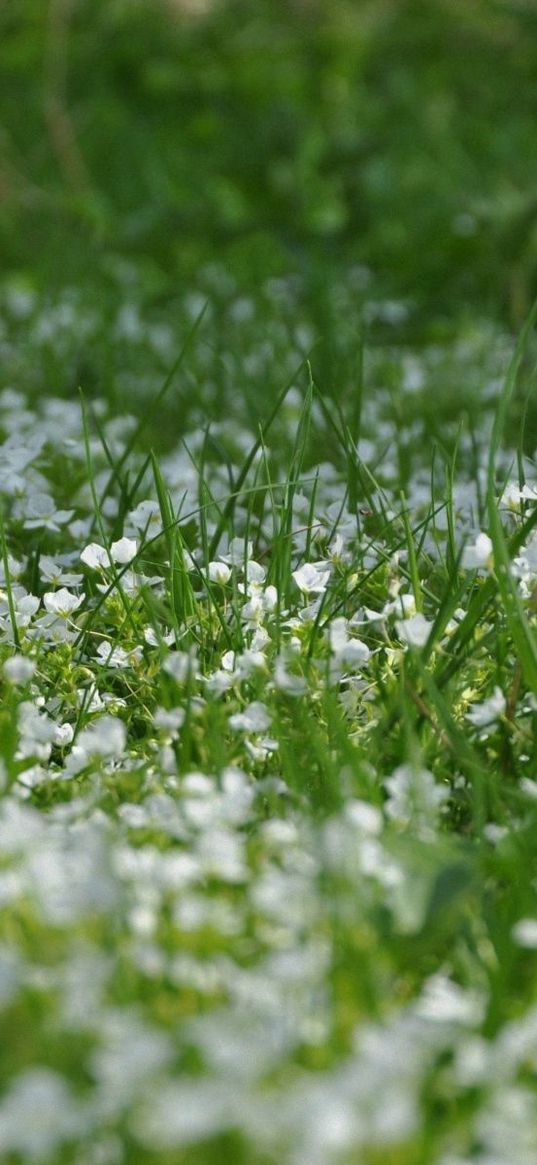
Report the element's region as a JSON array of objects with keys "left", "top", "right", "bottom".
[{"left": 3, "top": 0, "right": 537, "bottom": 322}]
